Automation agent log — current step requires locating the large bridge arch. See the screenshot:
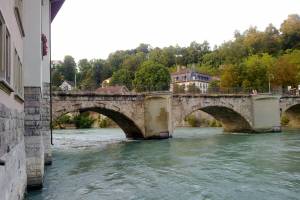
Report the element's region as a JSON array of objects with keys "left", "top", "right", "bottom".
[
  {"left": 172, "top": 95, "right": 255, "bottom": 132},
  {"left": 183, "top": 106, "right": 252, "bottom": 132},
  {"left": 53, "top": 106, "right": 144, "bottom": 139},
  {"left": 52, "top": 93, "right": 147, "bottom": 139},
  {"left": 280, "top": 97, "right": 300, "bottom": 128}
]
